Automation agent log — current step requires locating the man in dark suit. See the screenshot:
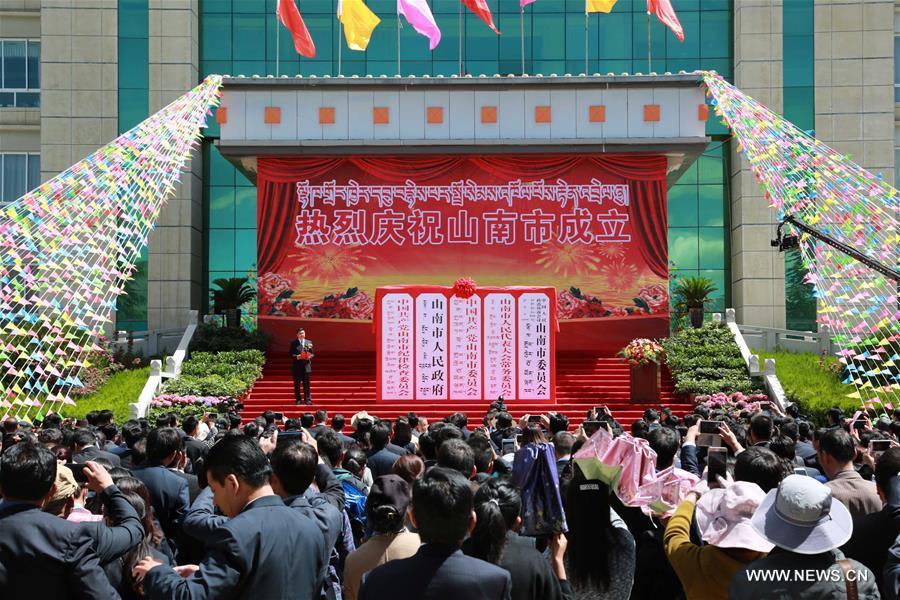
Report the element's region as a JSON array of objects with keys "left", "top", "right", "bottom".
[
  {"left": 359, "top": 467, "right": 511, "bottom": 600},
  {"left": 132, "top": 427, "right": 190, "bottom": 542},
  {"left": 181, "top": 415, "right": 209, "bottom": 488},
  {"left": 0, "top": 443, "right": 121, "bottom": 598},
  {"left": 71, "top": 427, "right": 122, "bottom": 467},
  {"left": 135, "top": 435, "right": 327, "bottom": 600},
  {"left": 290, "top": 327, "right": 314, "bottom": 405},
  {"left": 367, "top": 422, "right": 401, "bottom": 479}
]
